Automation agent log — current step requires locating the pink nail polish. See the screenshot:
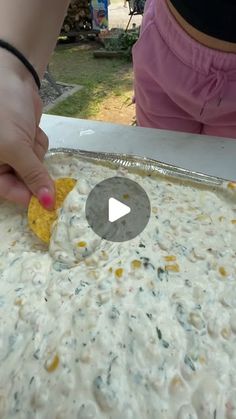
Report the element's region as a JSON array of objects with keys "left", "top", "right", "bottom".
[{"left": 38, "top": 188, "right": 54, "bottom": 210}]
